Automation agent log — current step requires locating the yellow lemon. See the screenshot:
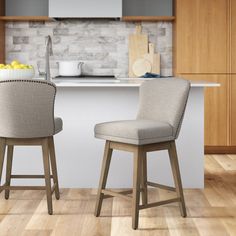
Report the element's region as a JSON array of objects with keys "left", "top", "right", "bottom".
[
  {"left": 13, "top": 65, "right": 21, "bottom": 69},
  {"left": 5, "top": 65, "right": 13, "bottom": 69},
  {"left": 11, "top": 60, "right": 20, "bottom": 66}
]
